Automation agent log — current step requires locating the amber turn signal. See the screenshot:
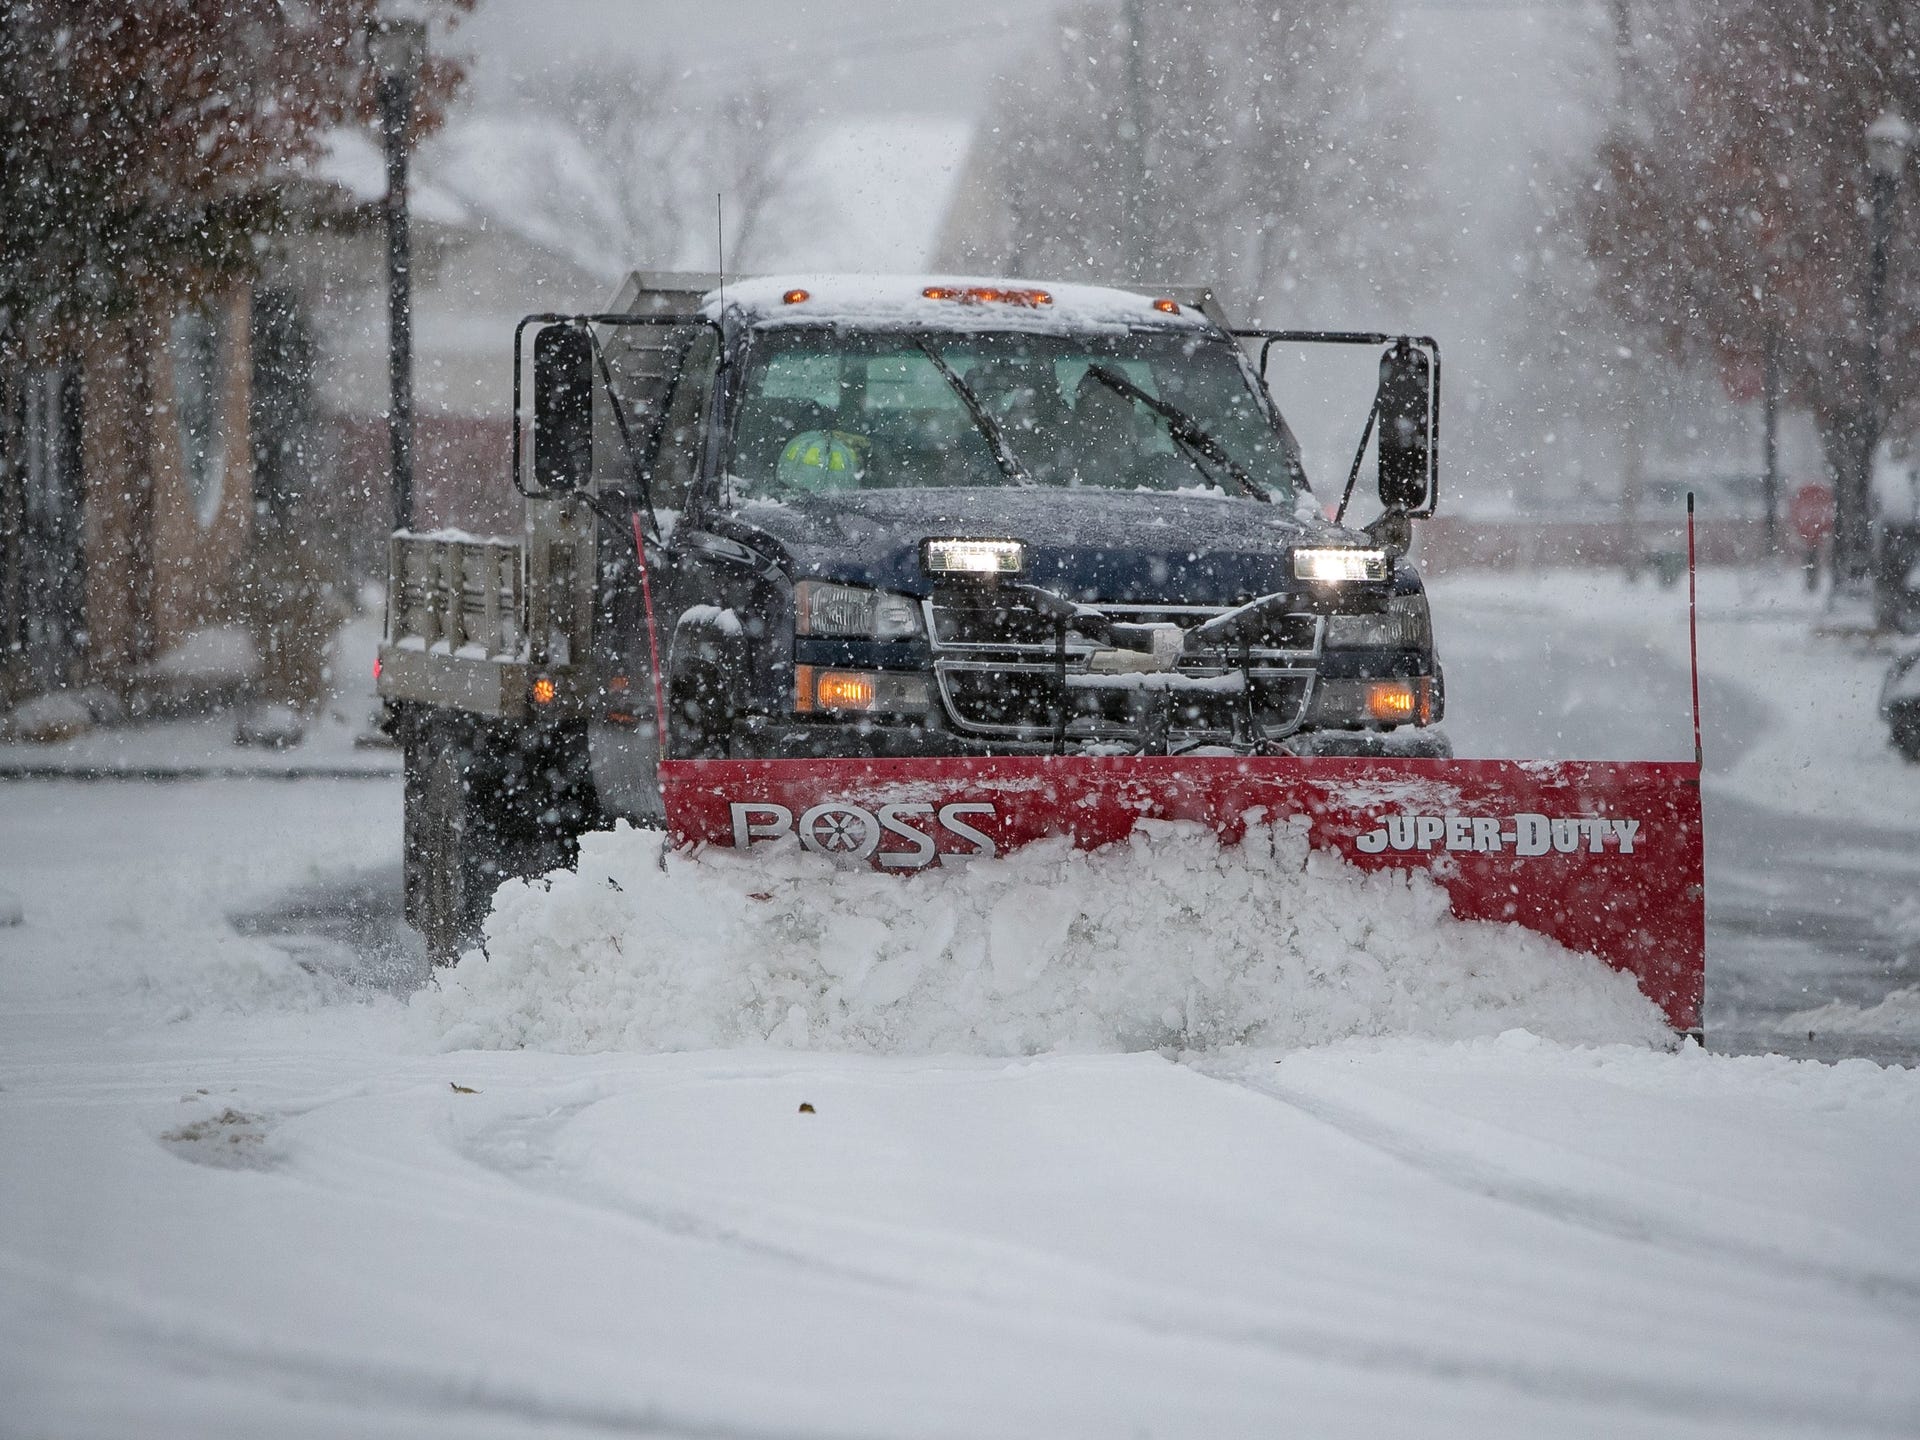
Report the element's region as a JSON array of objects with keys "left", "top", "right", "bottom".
[
  {"left": 794, "top": 664, "right": 876, "bottom": 713},
  {"left": 1366, "top": 681, "right": 1418, "bottom": 723}
]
